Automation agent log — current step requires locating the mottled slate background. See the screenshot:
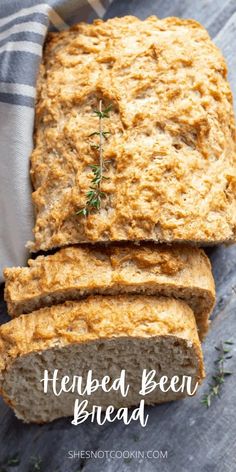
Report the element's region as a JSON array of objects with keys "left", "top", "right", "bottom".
[{"left": 0, "top": 1, "right": 236, "bottom": 471}]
